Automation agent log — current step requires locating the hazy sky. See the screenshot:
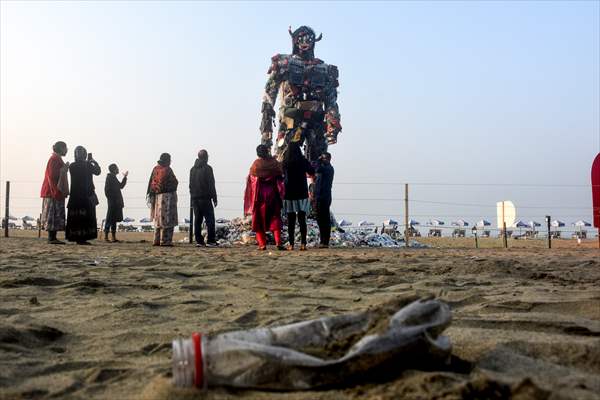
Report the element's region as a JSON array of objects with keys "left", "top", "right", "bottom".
[{"left": 1, "top": 1, "right": 599, "bottom": 230}]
